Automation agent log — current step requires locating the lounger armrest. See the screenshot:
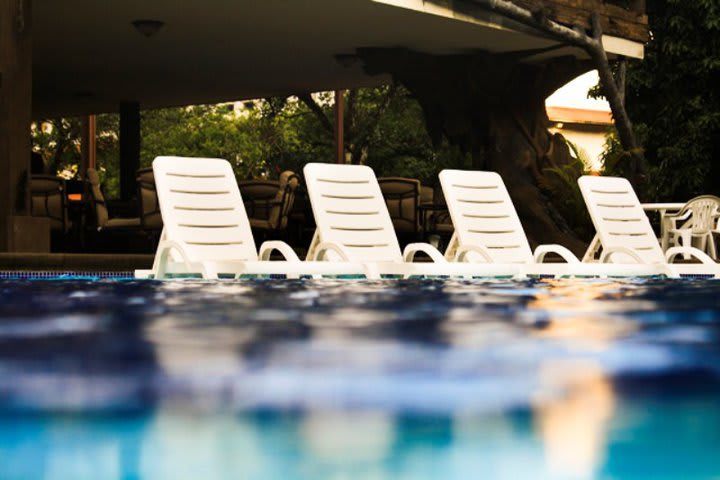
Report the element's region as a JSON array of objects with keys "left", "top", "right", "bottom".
[
  {"left": 403, "top": 243, "right": 447, "bottom": 263},
  {"left": 258, "top": 240, "right": 301, "bottom": 262},
  {"left": 666, "top": 246, "right": 717, "bottom": 265},
  {"left": 453, "top": 244, "right": 493, "bottom": 263},
  {"left": 308, "top": 242, "right": 352, "bottom": 262},
  {"left": 153, "top": 240, "right": 218, "bottom": 279},
  {"left": 533, "top": 244, "right": 580, "bottom": 263},
  {"left": 599, "top": 247, "right": 644, "bottom": 264}
]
